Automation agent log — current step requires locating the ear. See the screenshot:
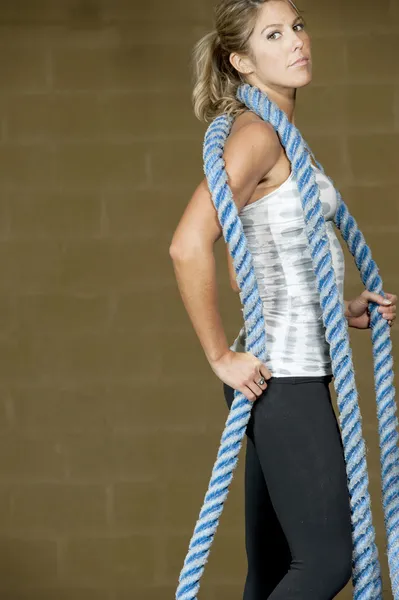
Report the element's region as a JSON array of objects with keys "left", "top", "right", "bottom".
[{"left": 229, "top": 52, "right": 254, "bottom": 76}]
